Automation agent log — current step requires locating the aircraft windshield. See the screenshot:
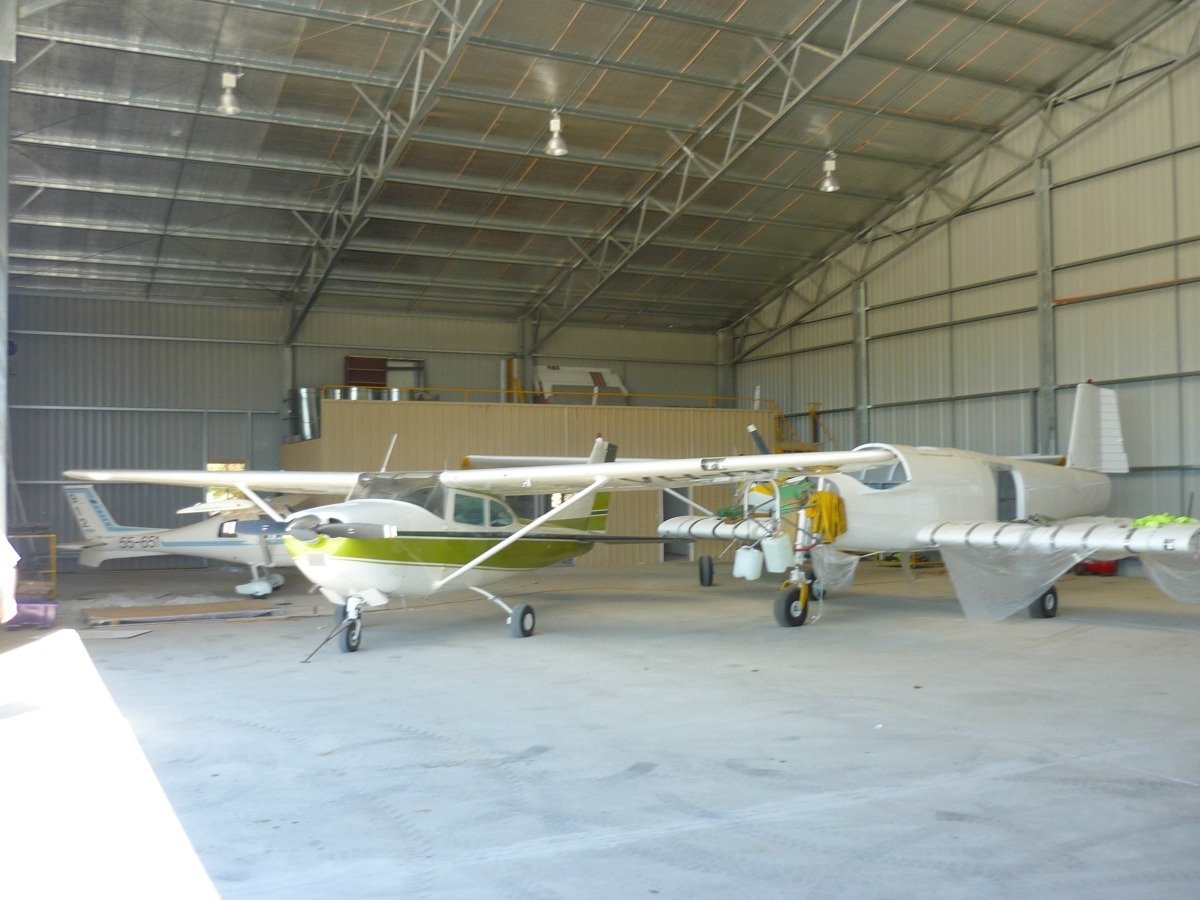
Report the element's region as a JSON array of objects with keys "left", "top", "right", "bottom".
[
  {"left": 846, "top": 447, "right": 908, "bottom": 490},
  {"left": 351, "top": 473, "right": 445, "bottom": 515}
]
